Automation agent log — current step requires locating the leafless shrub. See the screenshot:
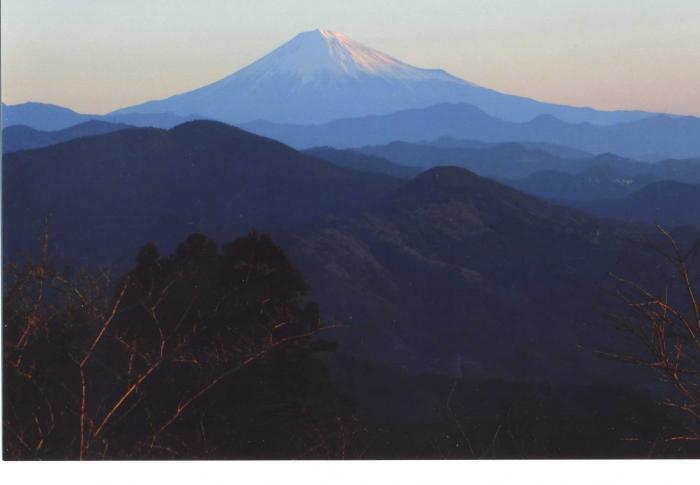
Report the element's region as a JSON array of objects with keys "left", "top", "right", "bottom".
[{"left": 604, "top": 226, "right": 700, "bottom": 440}]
